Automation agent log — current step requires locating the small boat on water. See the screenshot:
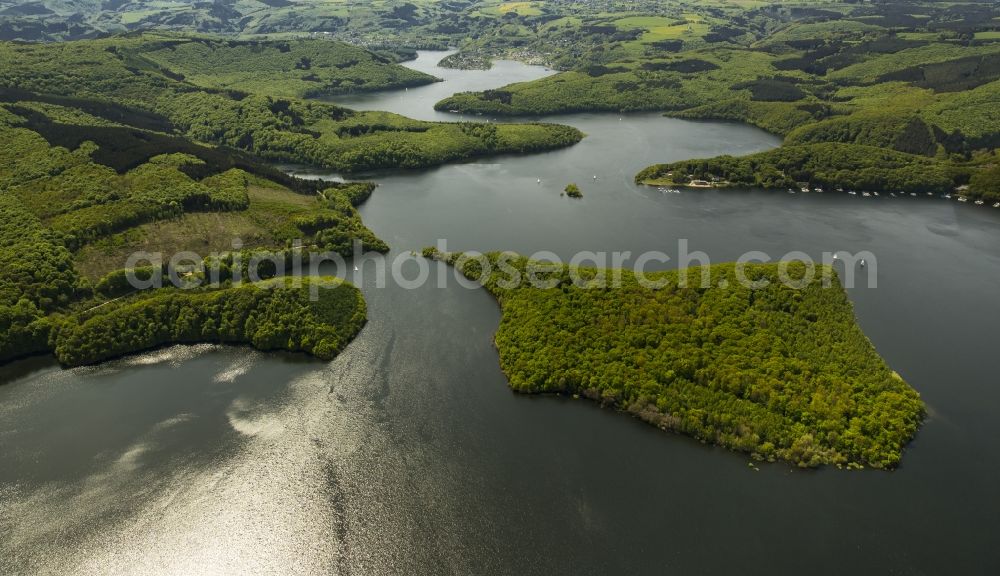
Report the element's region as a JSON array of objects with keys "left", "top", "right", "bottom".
[
  {"left": 975, "top": 200, "right": 985, "bottom": 205},
  {"left": 943, "top": 194, "right": 952, "bottom": 199},
  {"left": 958, "top": 197, "right": 969, "bottom": 203},
  {"left": 910, "top": 192, "right": 917, "bottom": 197},
  {"left": 814, "top": 188, "right": 823, "bottom": 193},
  {"left": 862, "top": 192, "right": 871, "bottom": 197},
  {"left": 537, "top": 178, "right": 541, "bottom": 184},
  {"left": 848, "top": 190, "right": 857, "bottom": 196},
  {"left": 890, "top": 192, "right": 897, "bottom": 198},
  {"left": 993, "top": 202, "right": 1000, "bottom": 208},
  {"left": 873, "top": 191, "right": 880, "bottom": 197},
  {"left": 800, "top": 187, "right": 809, "bottom": 193}
]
